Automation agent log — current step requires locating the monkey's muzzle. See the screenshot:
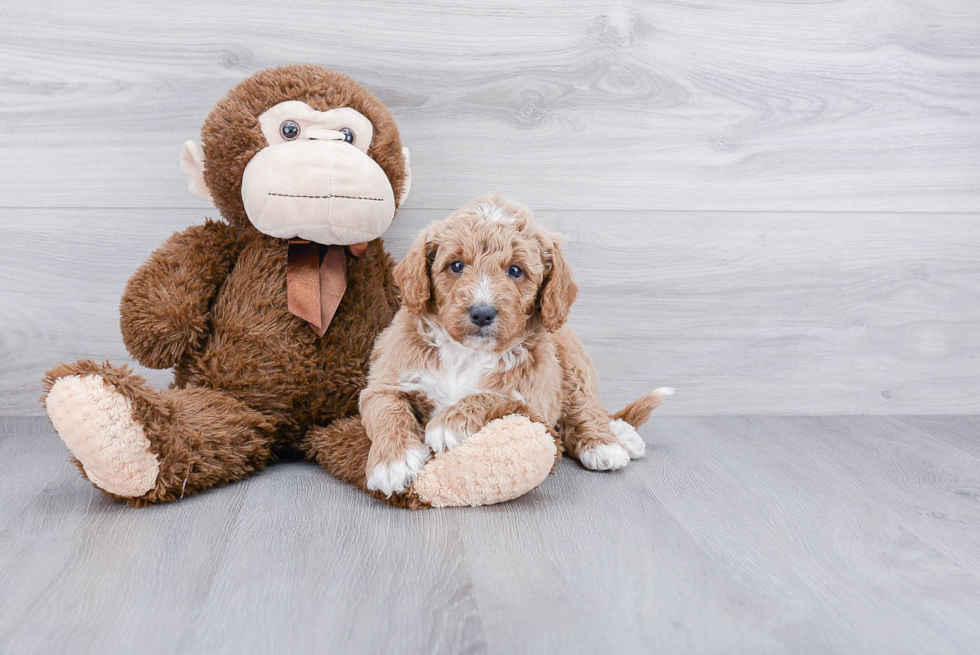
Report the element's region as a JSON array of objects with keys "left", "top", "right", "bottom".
[{"left": 241, "top": 139, "right": 396, "bottom": 245}]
